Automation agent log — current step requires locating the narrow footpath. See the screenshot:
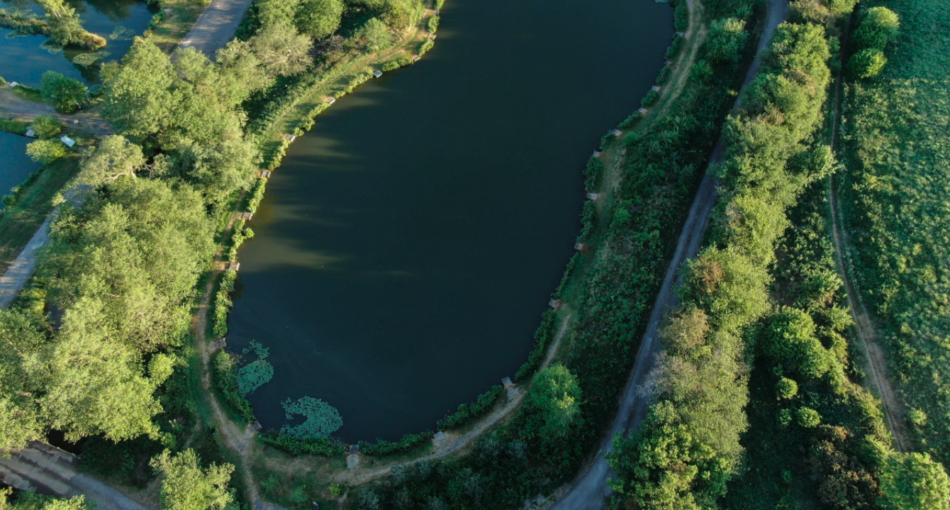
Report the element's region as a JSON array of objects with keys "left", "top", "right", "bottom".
[
  {"left": 549, "top": 2, "right": 789, "bottom": 508},
  {"left": 825, "top": 31, "right": 909, "bottom": 452}
]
